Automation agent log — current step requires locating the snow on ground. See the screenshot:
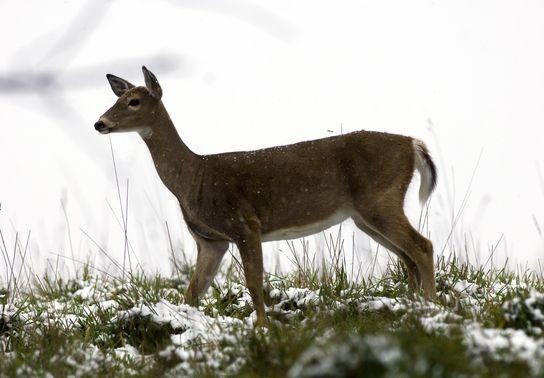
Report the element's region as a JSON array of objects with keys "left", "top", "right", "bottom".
[
  {"left": 464, "top": 322, "right": 544, "bottom": 376},
  {"left": 2, "top": 270, "right": 544, "bottom": 375},
  {"left": 287, "top": 334, "right": 403, "bottom": 378},
  {"left": 117, "top": 299, "right": 245, "bottom": 347}
]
